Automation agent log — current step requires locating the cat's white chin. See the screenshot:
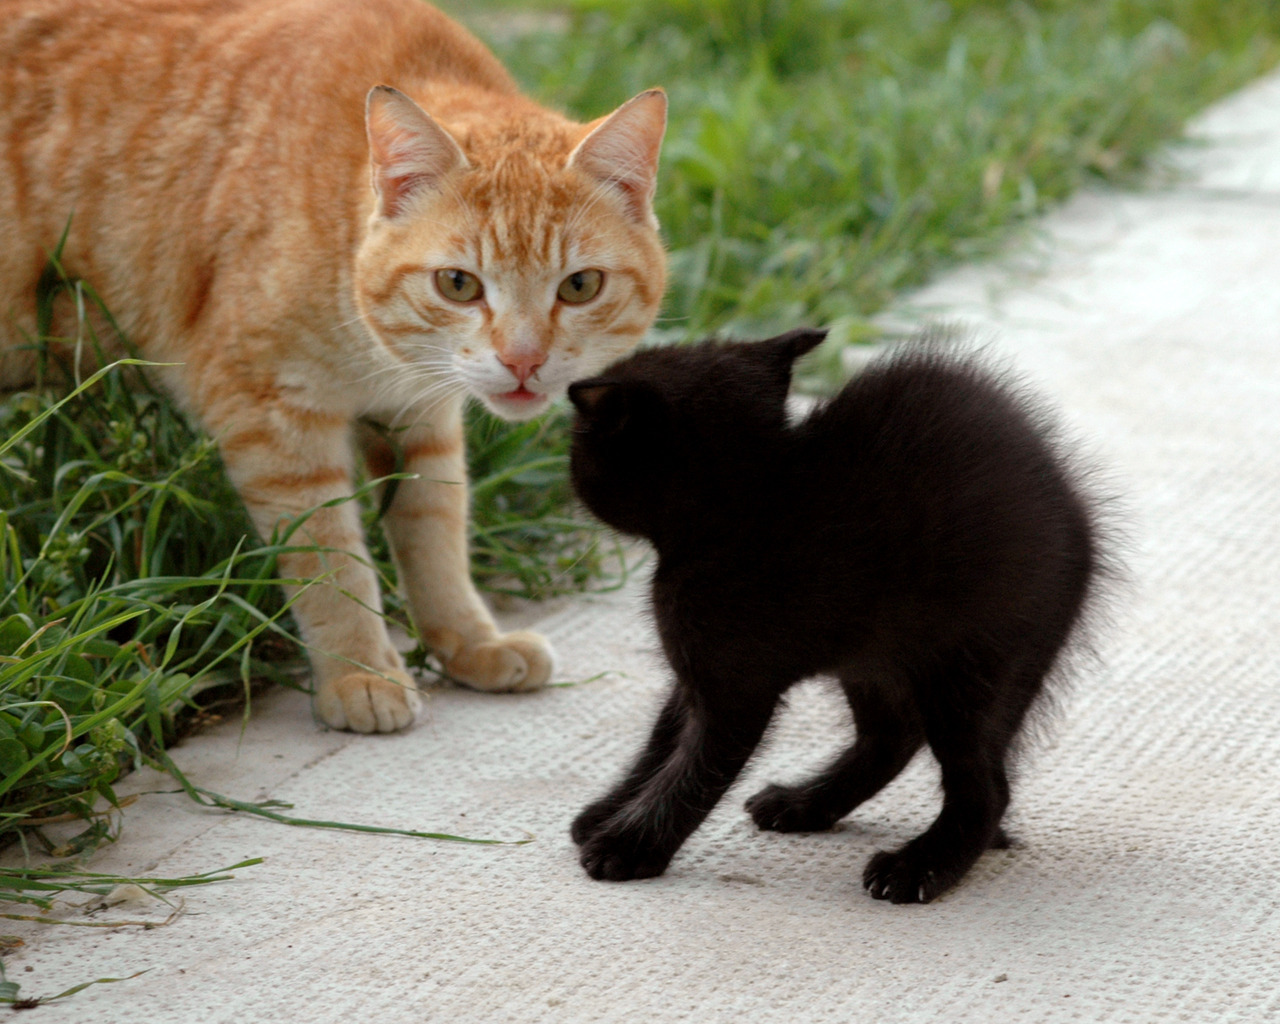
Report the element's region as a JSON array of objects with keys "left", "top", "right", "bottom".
[{"left": 482, "top": 386, "right": 553, "bottom": 421}]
